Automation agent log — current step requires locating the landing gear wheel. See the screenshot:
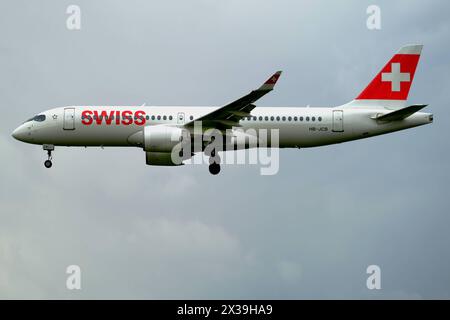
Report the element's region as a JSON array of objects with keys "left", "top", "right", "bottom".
[
  {"left": 209, "top": 163, "right": 221, "bottom": 175},
  {"left": 44, "top": 160, "right": 52, "bottom": 168}
]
